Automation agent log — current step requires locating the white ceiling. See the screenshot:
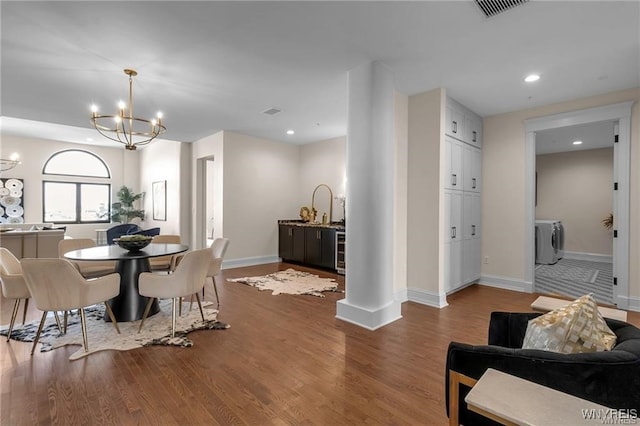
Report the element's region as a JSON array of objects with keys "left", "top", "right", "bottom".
[
  {"left": 1, "top": 1, "right": 639, "bottom": 145},
  {"left": 535, "top": 121, "right": 616, "bottom": 155}
]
